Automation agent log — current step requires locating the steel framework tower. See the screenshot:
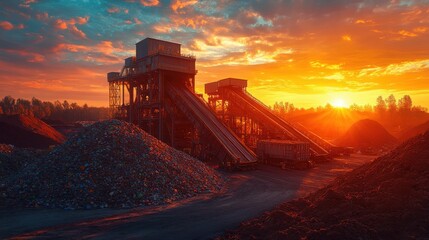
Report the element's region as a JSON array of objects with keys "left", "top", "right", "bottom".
[
  {"left": 108, "top": 38, "right": 257, "bottom": 168},
  {"left": 108, "top": 38, "right": 196, "bottom": 140}
]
